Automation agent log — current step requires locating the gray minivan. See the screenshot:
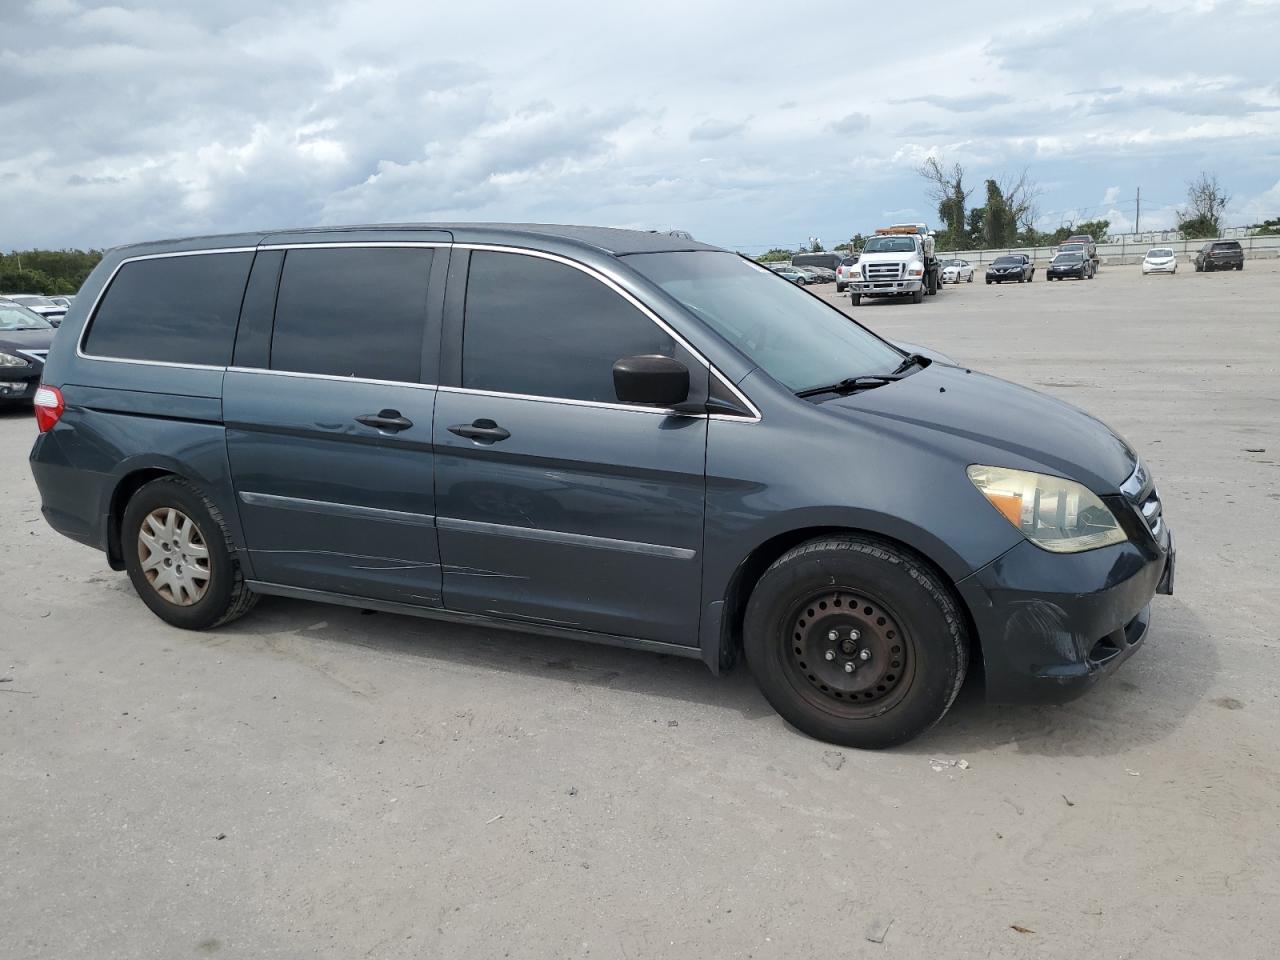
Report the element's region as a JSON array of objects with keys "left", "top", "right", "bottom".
[{"left": 29, "top": 224, "right": 1174, "bottom": 748}]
